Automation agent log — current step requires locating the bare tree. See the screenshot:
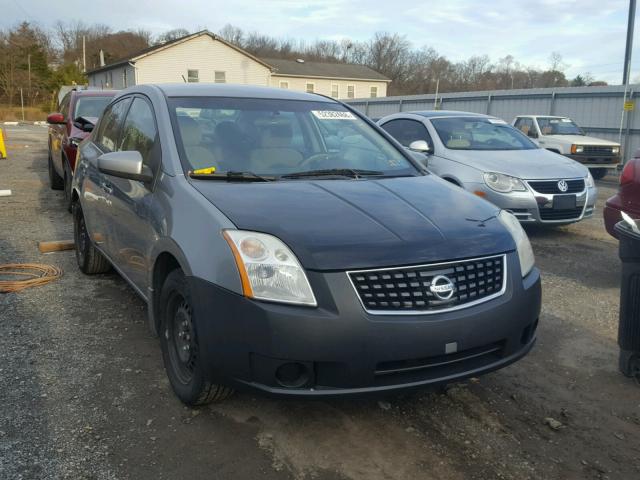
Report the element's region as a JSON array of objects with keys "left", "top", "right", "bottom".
[{"left": 156, "top": 28, "right": 190, "bottom": 45}]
